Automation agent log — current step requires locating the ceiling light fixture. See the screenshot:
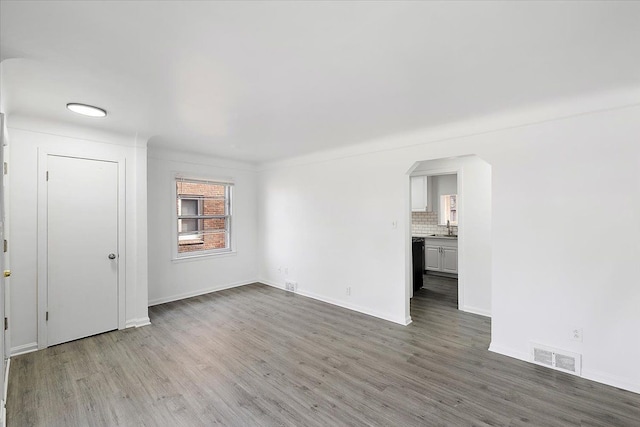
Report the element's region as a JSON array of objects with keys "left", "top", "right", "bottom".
[{"left": 66, "top": 103, "right": 107, "bottom": 117}]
